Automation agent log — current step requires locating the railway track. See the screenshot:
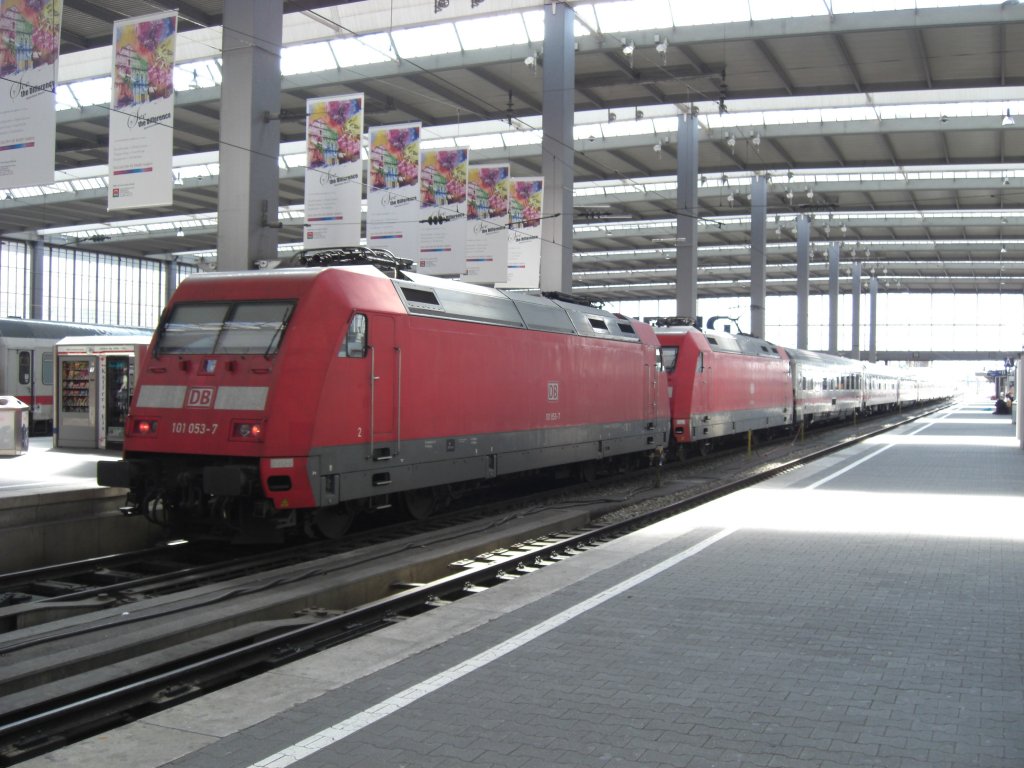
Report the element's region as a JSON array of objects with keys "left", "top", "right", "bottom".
[{"left": 0, "top": 404, "right": 945, "bottom": 765}]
